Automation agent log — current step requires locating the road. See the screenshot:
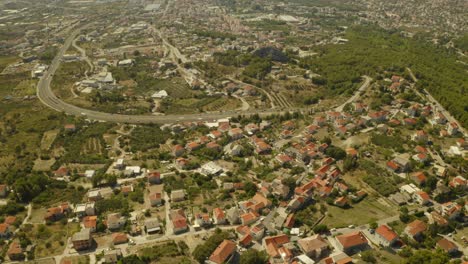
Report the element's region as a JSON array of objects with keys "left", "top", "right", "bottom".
[
  {"left": 72, "top": 36, "right": 94, "bottom": 75},
  {"left": 36, "top": 24, "right": 373, "bottom": 126},
  {"left": 406, "top": 67, "right": 466, "bottom": 136},
  {"left": 335, "top": 76, "right": 372, "bottom": 112},
  {"left": 37, "top": 24, "right": 294, "bottom": 124}
]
